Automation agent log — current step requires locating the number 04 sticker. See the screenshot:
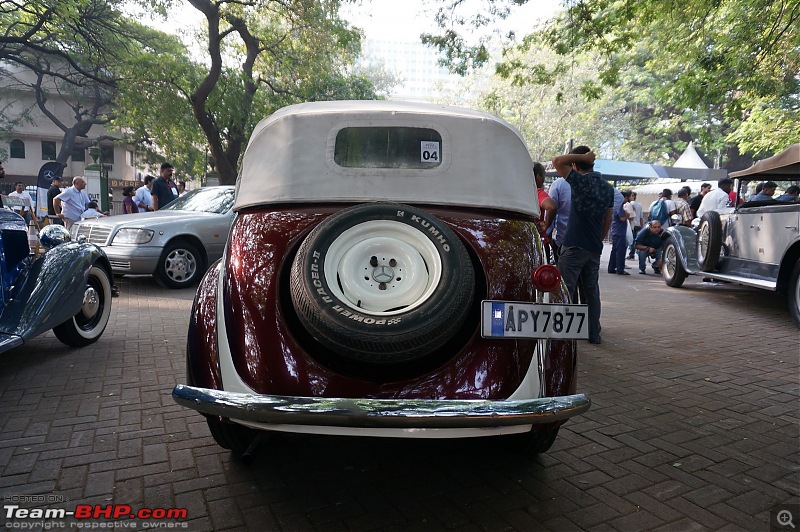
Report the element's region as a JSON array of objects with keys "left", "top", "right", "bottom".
[{"left": 421, "top": 141, "right": 440, "bottom": 163}]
